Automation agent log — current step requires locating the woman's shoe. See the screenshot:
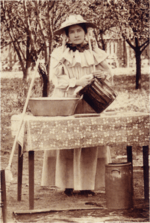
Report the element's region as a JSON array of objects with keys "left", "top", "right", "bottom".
[
  {"left": 78, "top": 190, "right": 95, "bottom": 196},
  {"left": 64, "top": 188, "right": 73, "bottom": 196}
]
